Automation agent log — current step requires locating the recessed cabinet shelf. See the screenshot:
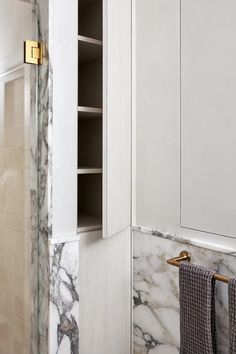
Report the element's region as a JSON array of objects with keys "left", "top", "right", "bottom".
[
  {"left": 78, "top": 174, "right": 102, "bottom": 232},
  {"left": 77, "top": 168, "right": 102, "bottom": 174},
  {"left": 78, "top": 35, "right": 102, "bottom": 46},
  {"left": 78, "top": 0, "right": 103, "bottom": 233},
  {"left": 76, "top": 0, "right": 131, "bottom": 237},
  {"left": 78, "top": 36, "right": 102, "bottom": 64},
  {"left": 76, "top": 0, "right": 131, "bottom": 238},
  {"left": 78, "top": 106, "right": 102, "bottom": 119},
  {"left": 77, "top": 213, "right": 102, "bottom": 233},
  {"left": 79, "top": 0, "right": 102, "bottom": 40},
  {"left": 78, "top": 59, "right": 102, "bottom": 108},
  {"left": 78, "top": 118, "right": 102, "bottom": 168}
]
